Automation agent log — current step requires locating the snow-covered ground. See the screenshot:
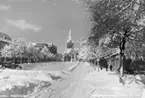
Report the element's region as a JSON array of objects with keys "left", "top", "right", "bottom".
[
  {"left": 25, "top": 62, "right": 145, "bottom": 98},
  {"left": 0, "top": 69, "right": 52, "bottom": 91},
  {"left": 0, "top": 62, "right": 79, "bottom": 97},
  {"left": 1, "top": 62, "right": 144, "bottom": 98},
  {"left": 84, "top": 70, "right": 145, "bottom": 98}
]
